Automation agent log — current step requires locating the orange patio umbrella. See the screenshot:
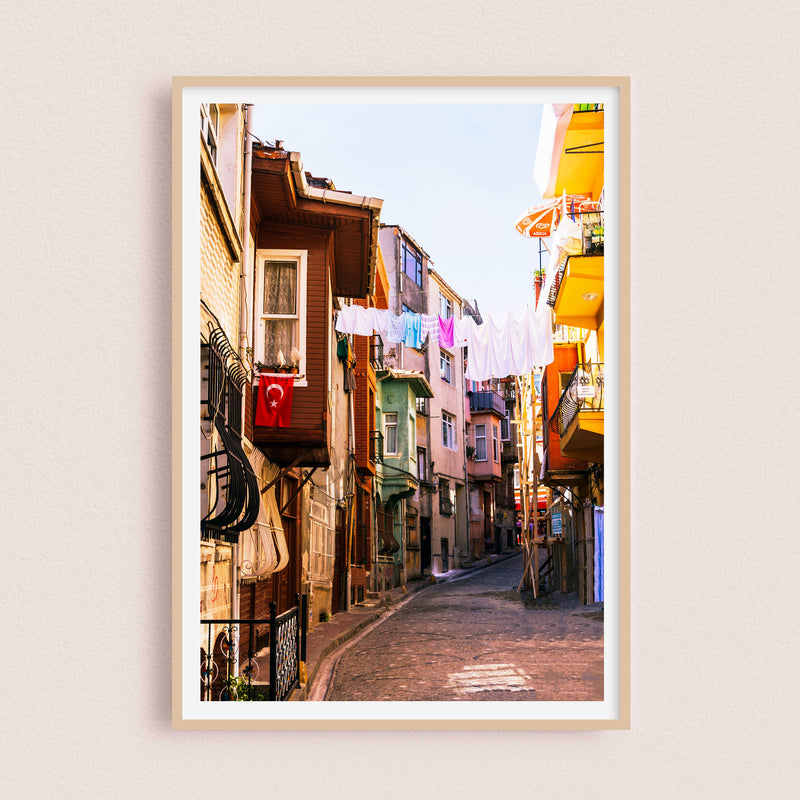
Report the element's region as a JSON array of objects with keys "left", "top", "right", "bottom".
[{"left": 514, "top": 193, "right": 600, "bottom": 238}]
